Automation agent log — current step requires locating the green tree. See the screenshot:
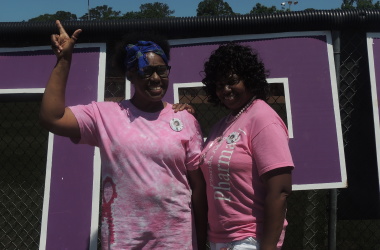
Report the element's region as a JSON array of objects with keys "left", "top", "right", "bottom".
[
  {"left": 250, "top": 3, "right": 278, "bottom": 14},
  {"left": 140, "top": 2, "right": 174, "bottom": 18},
  {"left": 28, "top": 11, "right": 77, "bottom": 22},
  {"left": 80, "top": 5, "right": 121, "bottom": 20},
  {"left": 341, "top": 0, "right": 380, "bottom": 9},
  {"left": 122, "top": 2, "right": 174, "bottom": 19},
  {"left": 122, "top": 11, "right": 143, "bottom": 19},
  {"left": 304, "top": 8, "right": 317, "bottom": 11},
  {"left": 196, "top": 0, "right": 235, "bottom": 16}
]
